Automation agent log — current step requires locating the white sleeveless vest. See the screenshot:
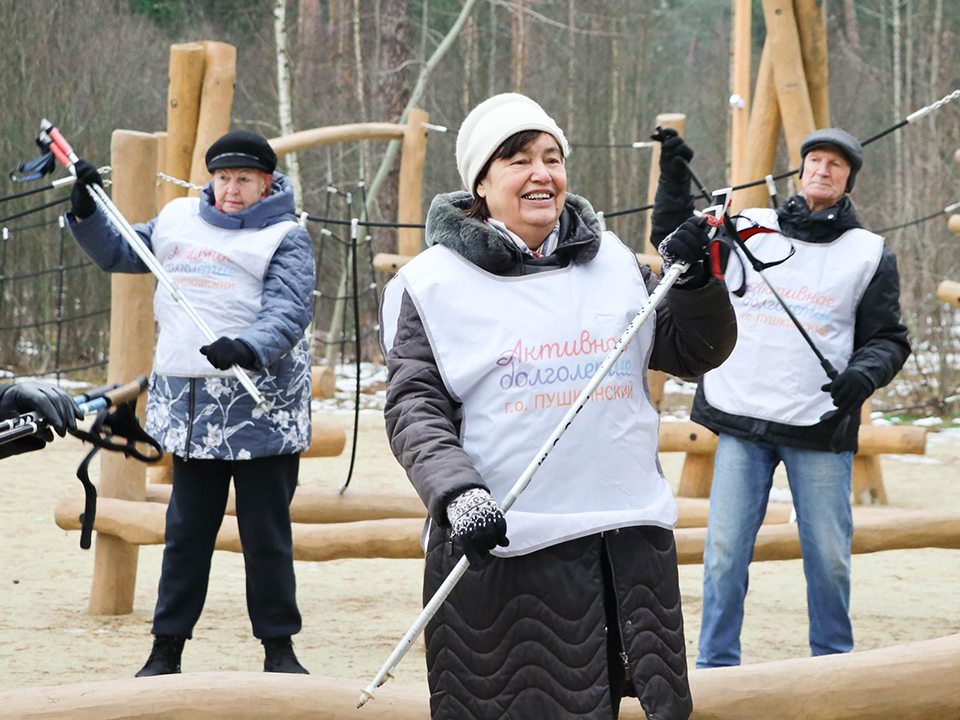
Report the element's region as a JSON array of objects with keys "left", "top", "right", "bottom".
[
  {"left": 382, "top": 233, "right": 677, "bottom": 557},
  {"left": 704, "top": 208, "right": 884, "bottom": 425},
  {"left": 150, "top": 198, "right": 298, "bottom": 377}
]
